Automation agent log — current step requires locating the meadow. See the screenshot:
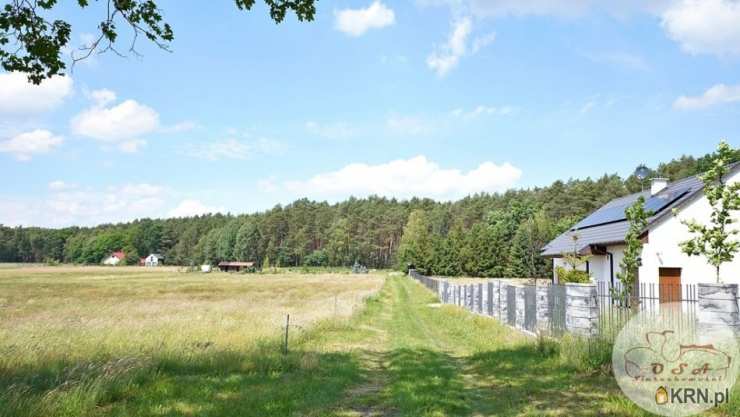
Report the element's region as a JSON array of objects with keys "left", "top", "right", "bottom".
[
  {"left": 0, "top": 266, "right": 383, "bottom": 417},
  {"left": 1, "top": 265, "right": 737, "bottom": 417}
]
